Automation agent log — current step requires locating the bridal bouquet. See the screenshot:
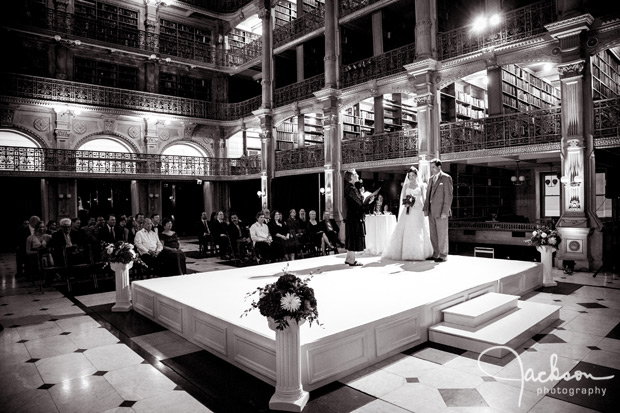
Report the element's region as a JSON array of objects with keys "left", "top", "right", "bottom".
[
  {"left": 102, "top": 241, "right": 145, "bottom": 267},
  {"left": 402, "top": 194, "right": 415, "bottom": 214},
  {"left": 241, "top": 265, "right": 321, "bottom": 330},
  {"left": 525, "top": 226, "right": 562, "bottom": 248}
]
